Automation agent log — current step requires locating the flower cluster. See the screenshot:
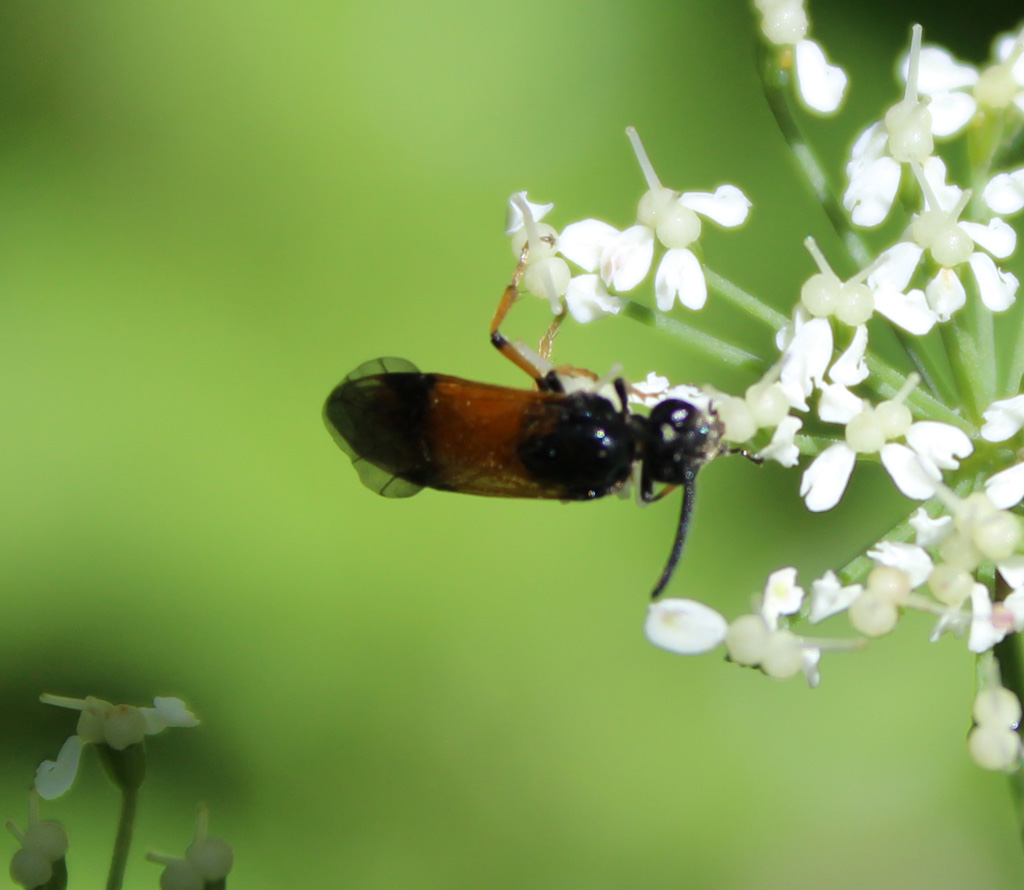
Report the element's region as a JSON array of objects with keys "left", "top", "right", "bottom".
[
  {"left": 504, "top": 1, "right": 1024, "bottom": 776},
  {"left": 6, "top": 693, "right": 213, "bottom": 890}
]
